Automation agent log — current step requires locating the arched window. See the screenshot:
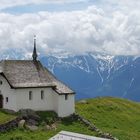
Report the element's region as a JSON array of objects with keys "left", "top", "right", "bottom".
[
  {"left": 0, "top": 81, "right": 2, "bottom": 85},
  {"left": 29, "top": 91, "right": 33, "bottom": 100},
  {"left": 6, "top": 97, "right": 8, "bottom": 103},
  {"left": 65, "top": 94, "right": 68, "bottom": 100},
  {"left": 41, "top": 90, "right": 44, "bottom": 100}
]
